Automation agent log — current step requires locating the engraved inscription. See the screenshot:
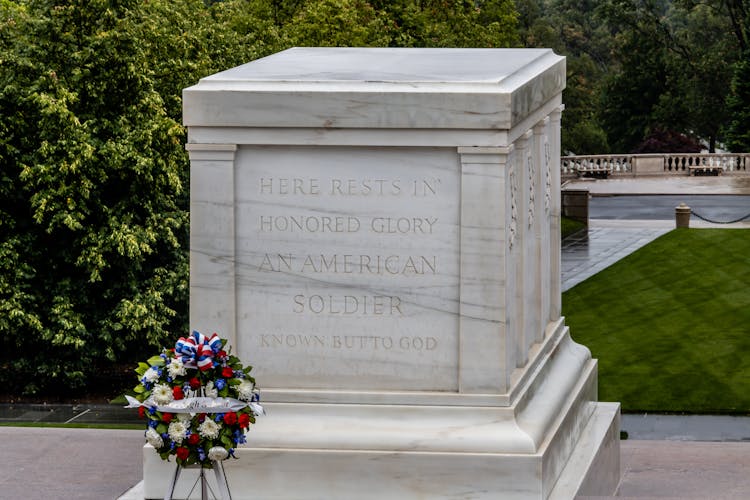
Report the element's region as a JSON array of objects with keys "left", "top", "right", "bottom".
[
  {"left": 292, "top": 294, "right": 403, "bottom": 315},
  {"left": 258, "top": 253, "right": 437, "bottom": 275},
  {"left": 259, "top": 177, "right": 440, "bottom": 197},
  {"left": 235, "top": 146, "right": 460, "bottom": 390},
  {"left": 260, "top": 333, "right": 438, "bottom": 351},
  {"left": 257, "top": 215, "right": 438, "bottom": 234}
]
